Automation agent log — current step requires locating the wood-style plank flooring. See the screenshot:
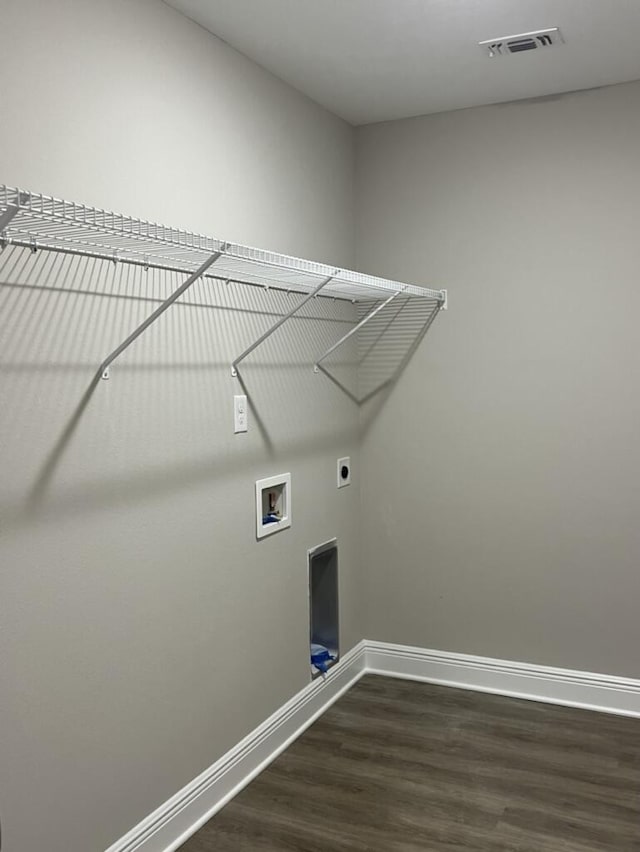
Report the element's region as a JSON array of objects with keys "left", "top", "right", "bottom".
[{"left": 179, "top": 676, "right": 640, "bottom": 851}]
